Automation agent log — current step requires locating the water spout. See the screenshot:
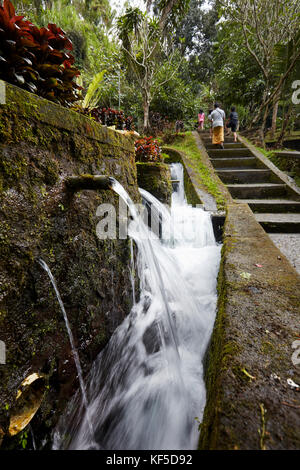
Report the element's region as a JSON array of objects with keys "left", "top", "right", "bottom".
[{"left": 65, "top": 175, "right": 113, "bottom": 192}]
